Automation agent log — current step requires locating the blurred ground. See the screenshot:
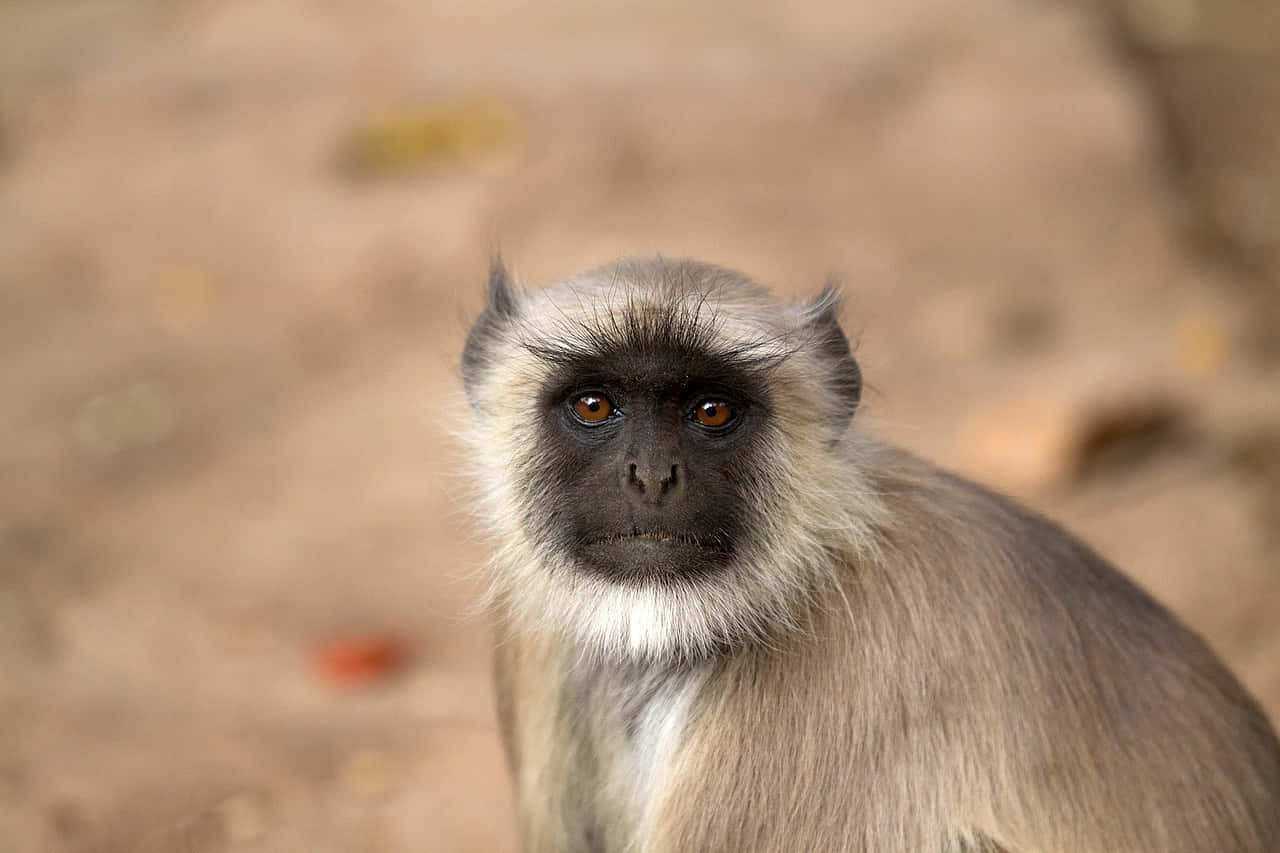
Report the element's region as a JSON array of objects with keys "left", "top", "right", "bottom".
[{"left": 1, "top": 0, "right": 1278, "bottom": 850}]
